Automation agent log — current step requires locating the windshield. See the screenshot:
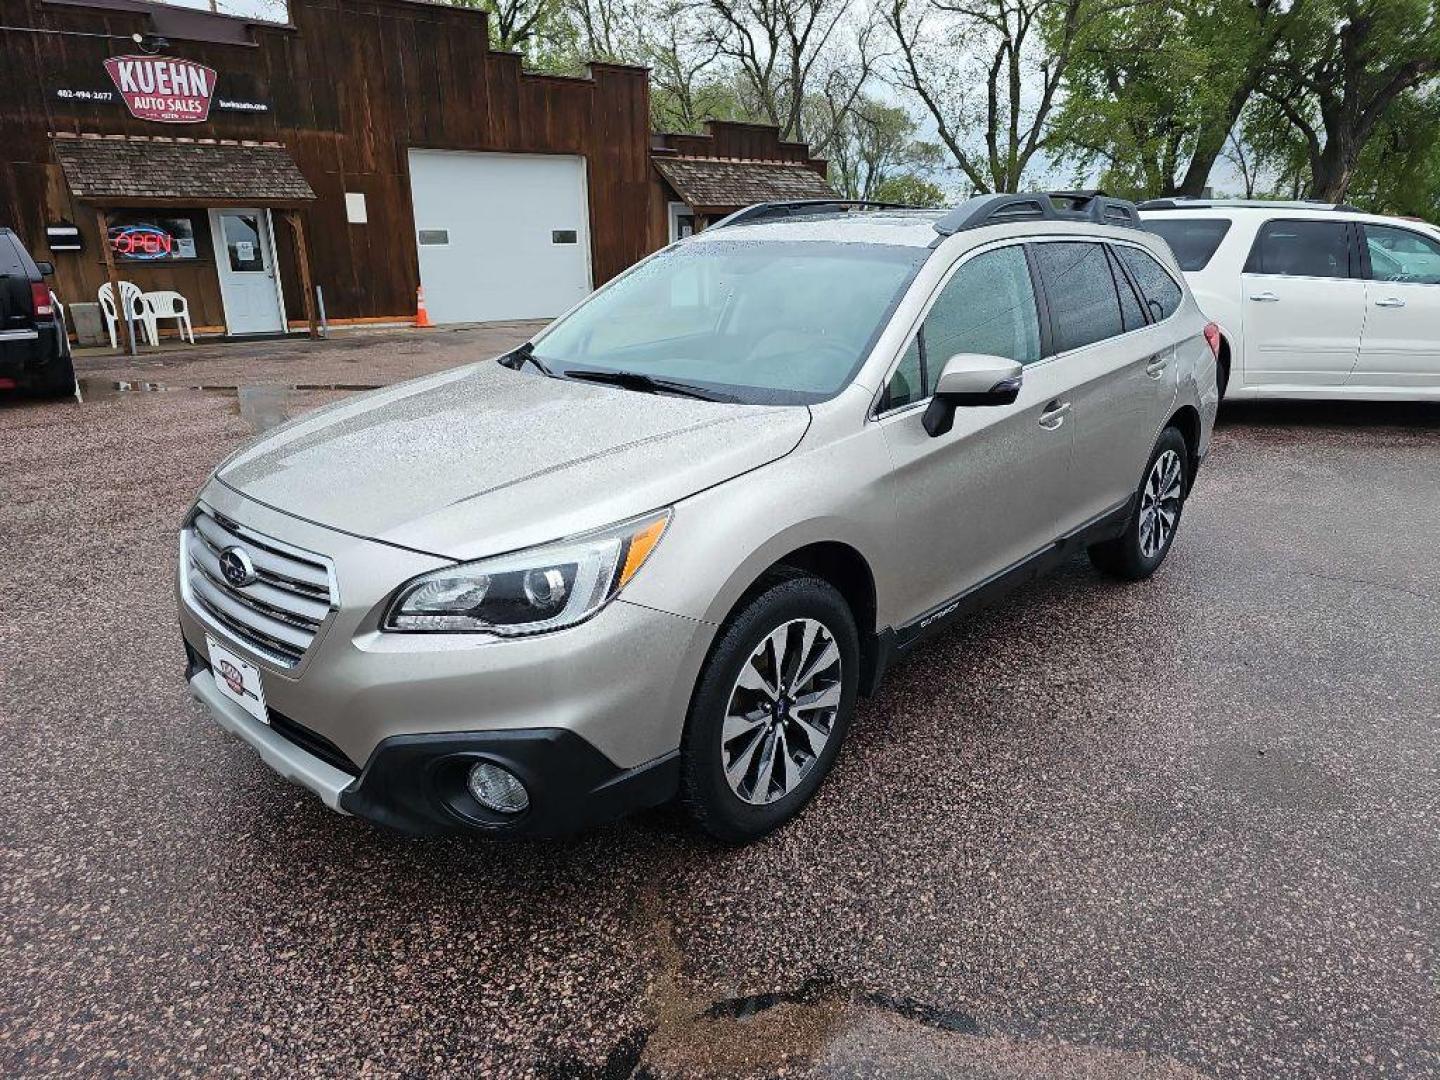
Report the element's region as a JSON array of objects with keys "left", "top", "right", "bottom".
[{"left": 531, "top": 240, "right": 927, "bottom": 405}]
